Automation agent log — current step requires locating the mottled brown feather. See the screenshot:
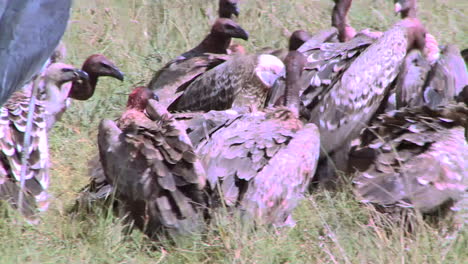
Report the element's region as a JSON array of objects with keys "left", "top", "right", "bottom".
[
  {"left": 98, "top": 93, "right": 207, "bottom": 236},
  {"left": 350, "top": 103, "right": 468, "bottom": 218},
  {"left": 168, "top": 54, "right": 285, "bottom": 113}
]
